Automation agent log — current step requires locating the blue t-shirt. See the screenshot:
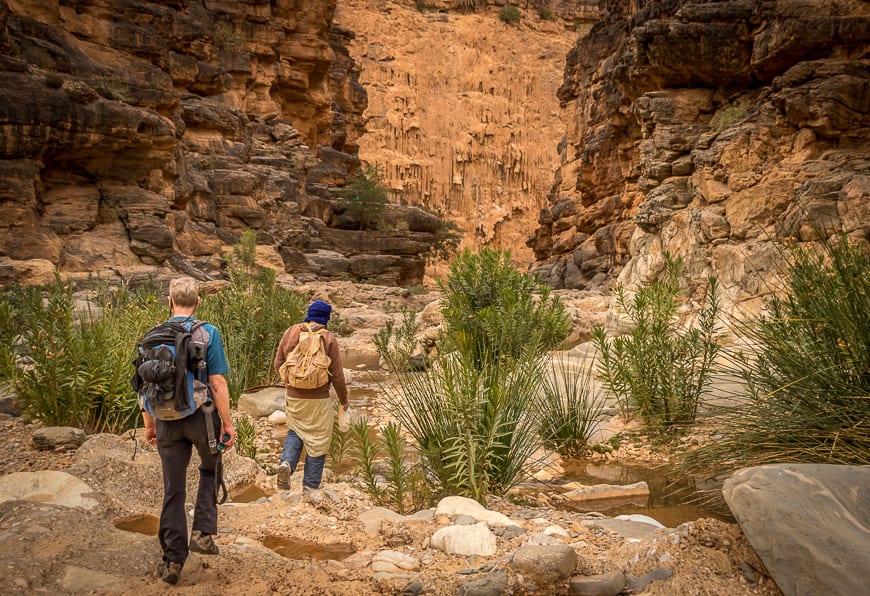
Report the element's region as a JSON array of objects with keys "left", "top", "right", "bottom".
[{"left": 168, "top": 316, "right": 229, "bottom": 376}]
